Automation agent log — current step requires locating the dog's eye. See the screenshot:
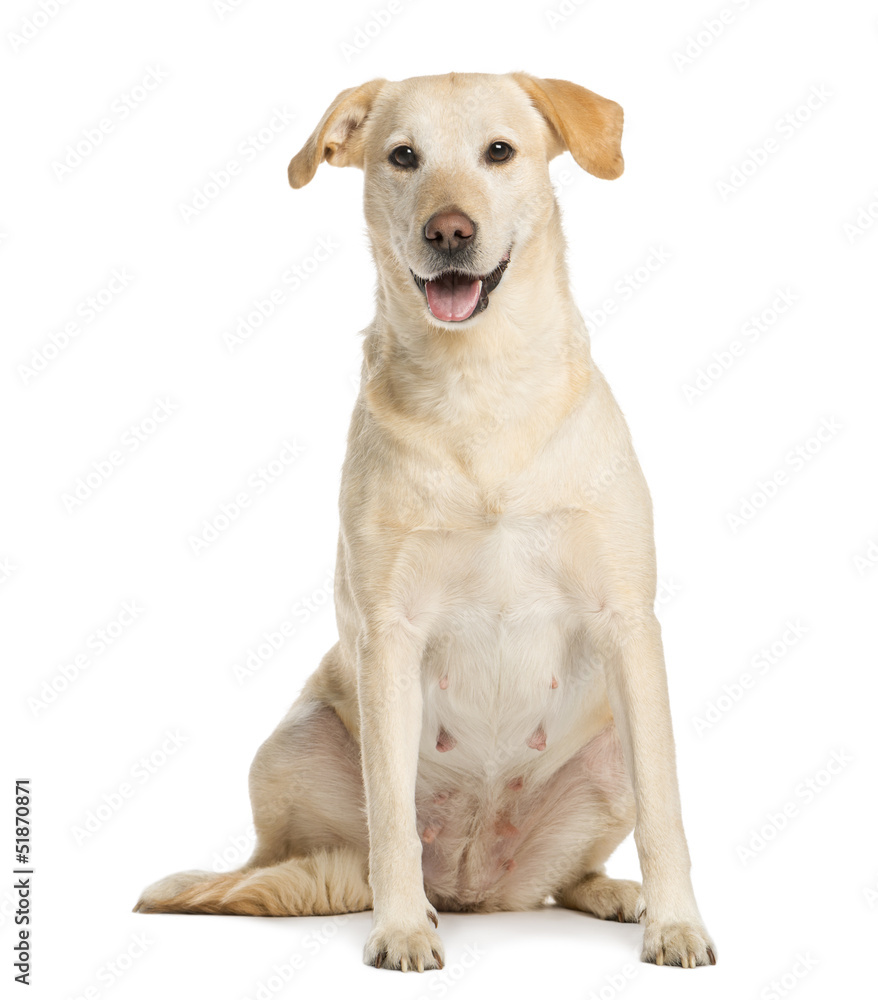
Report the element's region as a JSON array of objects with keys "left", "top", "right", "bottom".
[
  {"left": 389, "top": 145, "right": 418, "bottom": 169},
  {"left": 486, "top": 141, "right": 514, "bottom": 163}
]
